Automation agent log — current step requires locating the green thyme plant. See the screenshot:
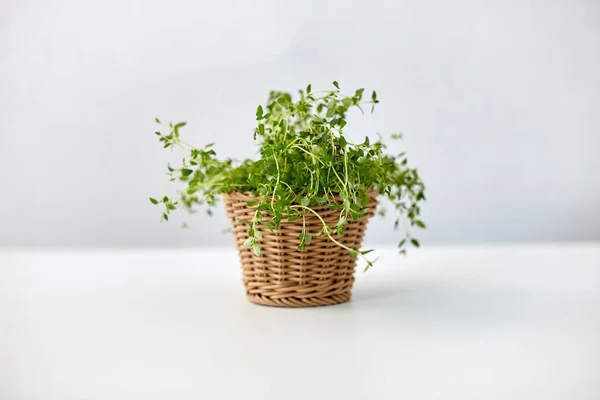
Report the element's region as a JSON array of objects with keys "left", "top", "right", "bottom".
[{"left": 151, "top": 82, "right": 425, "bottom": 270}]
